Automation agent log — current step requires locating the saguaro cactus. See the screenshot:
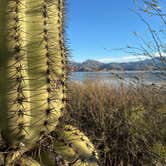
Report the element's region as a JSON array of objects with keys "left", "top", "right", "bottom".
[{"left": 0, "top": 0, "right": 98, "bottom": 165}]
